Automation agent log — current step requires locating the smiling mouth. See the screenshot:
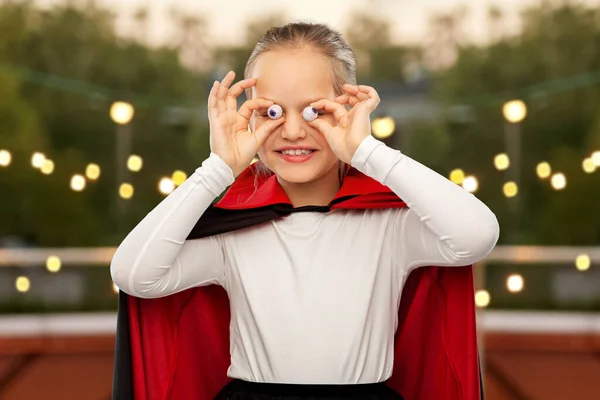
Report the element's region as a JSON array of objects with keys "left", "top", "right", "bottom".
[{"left": 276, "top": 149, "right": 316, "bottom": 156}]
